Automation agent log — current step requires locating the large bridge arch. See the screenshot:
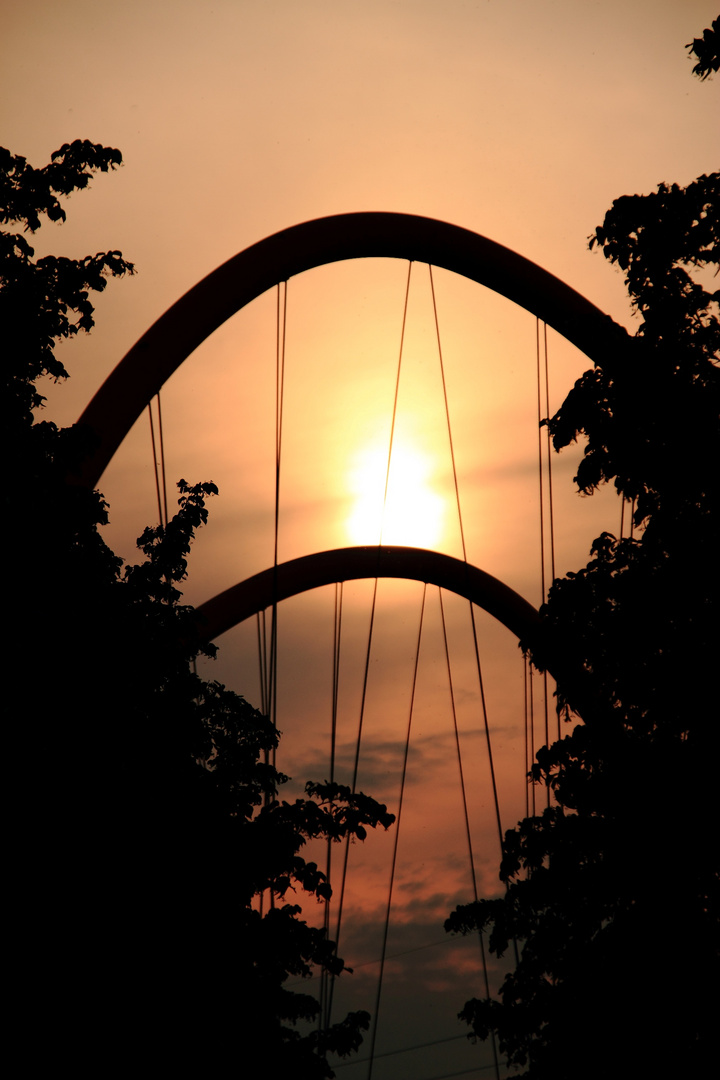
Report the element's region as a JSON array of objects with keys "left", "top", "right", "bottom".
[{"left": 75, "top": 211, "right": 627, "bottom": 488}]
